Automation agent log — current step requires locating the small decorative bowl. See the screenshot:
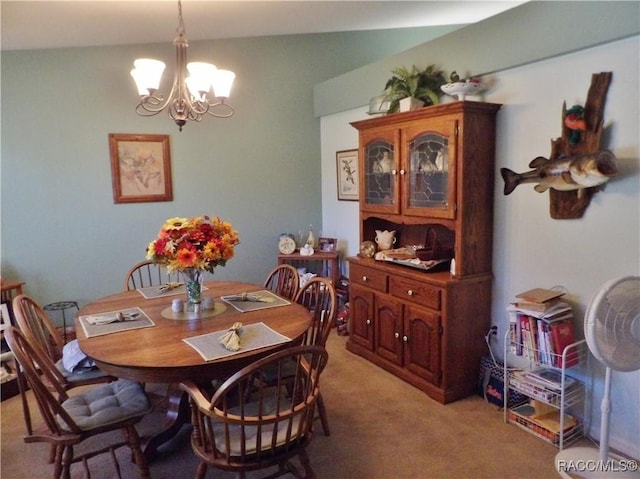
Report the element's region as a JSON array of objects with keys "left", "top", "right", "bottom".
[
  {"left": 441, "top": 81, "right": 484, "bottom": 101},
  {"left": 359, "top": 241, "right": 376, "bottom": 258}
]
